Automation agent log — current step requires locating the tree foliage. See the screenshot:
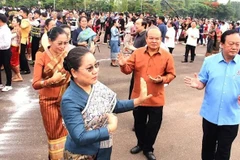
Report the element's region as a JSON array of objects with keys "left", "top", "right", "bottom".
[{"left": 2, "top": 0, "right": 239, "bottom": 20}]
